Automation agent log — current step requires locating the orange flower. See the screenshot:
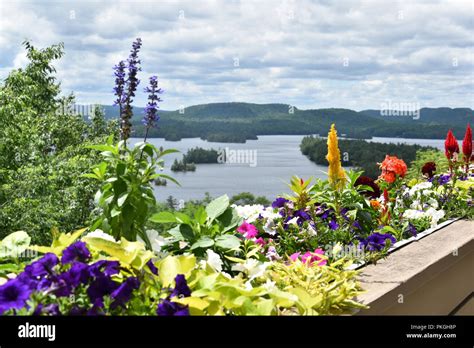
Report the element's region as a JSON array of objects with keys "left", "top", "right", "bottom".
[
  {"left": 378, "top": 155, "right": 407, "bottom": 183},
  {"left": 370, "top": 200, "right": 381, "bottom": 210}
]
